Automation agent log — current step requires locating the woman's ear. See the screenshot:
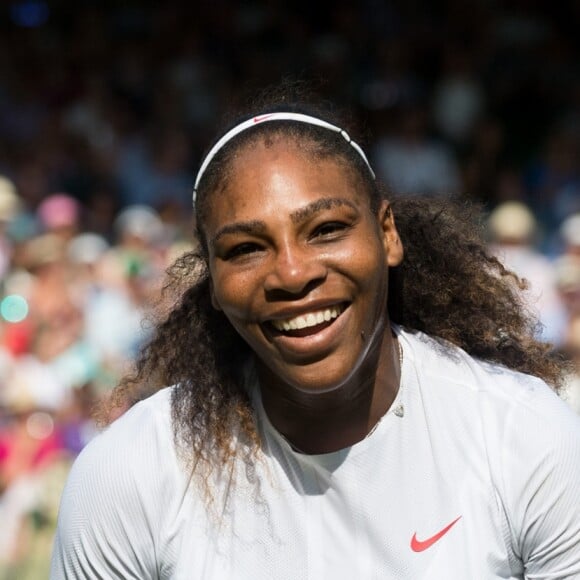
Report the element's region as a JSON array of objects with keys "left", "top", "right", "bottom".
[{"left": 379, "top": 200, "right": 404, "bottom": 267}]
